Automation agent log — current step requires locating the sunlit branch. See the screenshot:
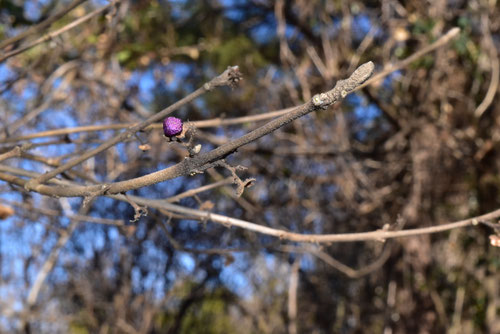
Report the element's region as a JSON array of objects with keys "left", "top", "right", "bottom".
[
  {"left": 0, "top": 167, "right": 498, "bottom": 244},
  {"left": 124, "top": 194, "right": 498, "bottom": 244}
]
